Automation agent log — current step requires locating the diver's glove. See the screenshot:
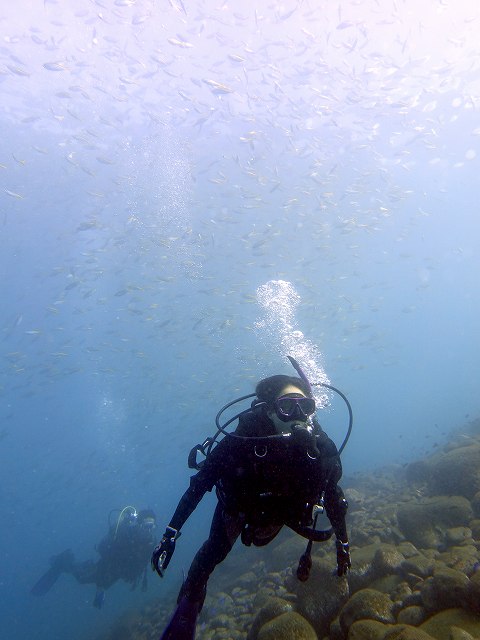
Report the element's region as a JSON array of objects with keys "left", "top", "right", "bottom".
[
  {"left": 335, "top": 539, "right": 351, "bottom": 576},
  {"left": 151, "top": 526, "right": 180, "bottom": 577}
]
